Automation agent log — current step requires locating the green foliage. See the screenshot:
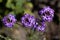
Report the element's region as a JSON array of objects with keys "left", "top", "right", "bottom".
[
  {"left": 6, "top": 0, "right": 15, "bottom": 9},
  {"left": 6, "top": 0, "right": 26, "bottom": 14},
  {"left": 27, "top": 30, "right": 44, "bottom": 40},
  {"left": 0, "top": 0, "right": 2, "bottom": 3},
  {"left": 15, "top": 0, "right": 26, "bottom": 13},
  {"left": 0, "top": 35, "right": 12, "bottom": 40}
]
